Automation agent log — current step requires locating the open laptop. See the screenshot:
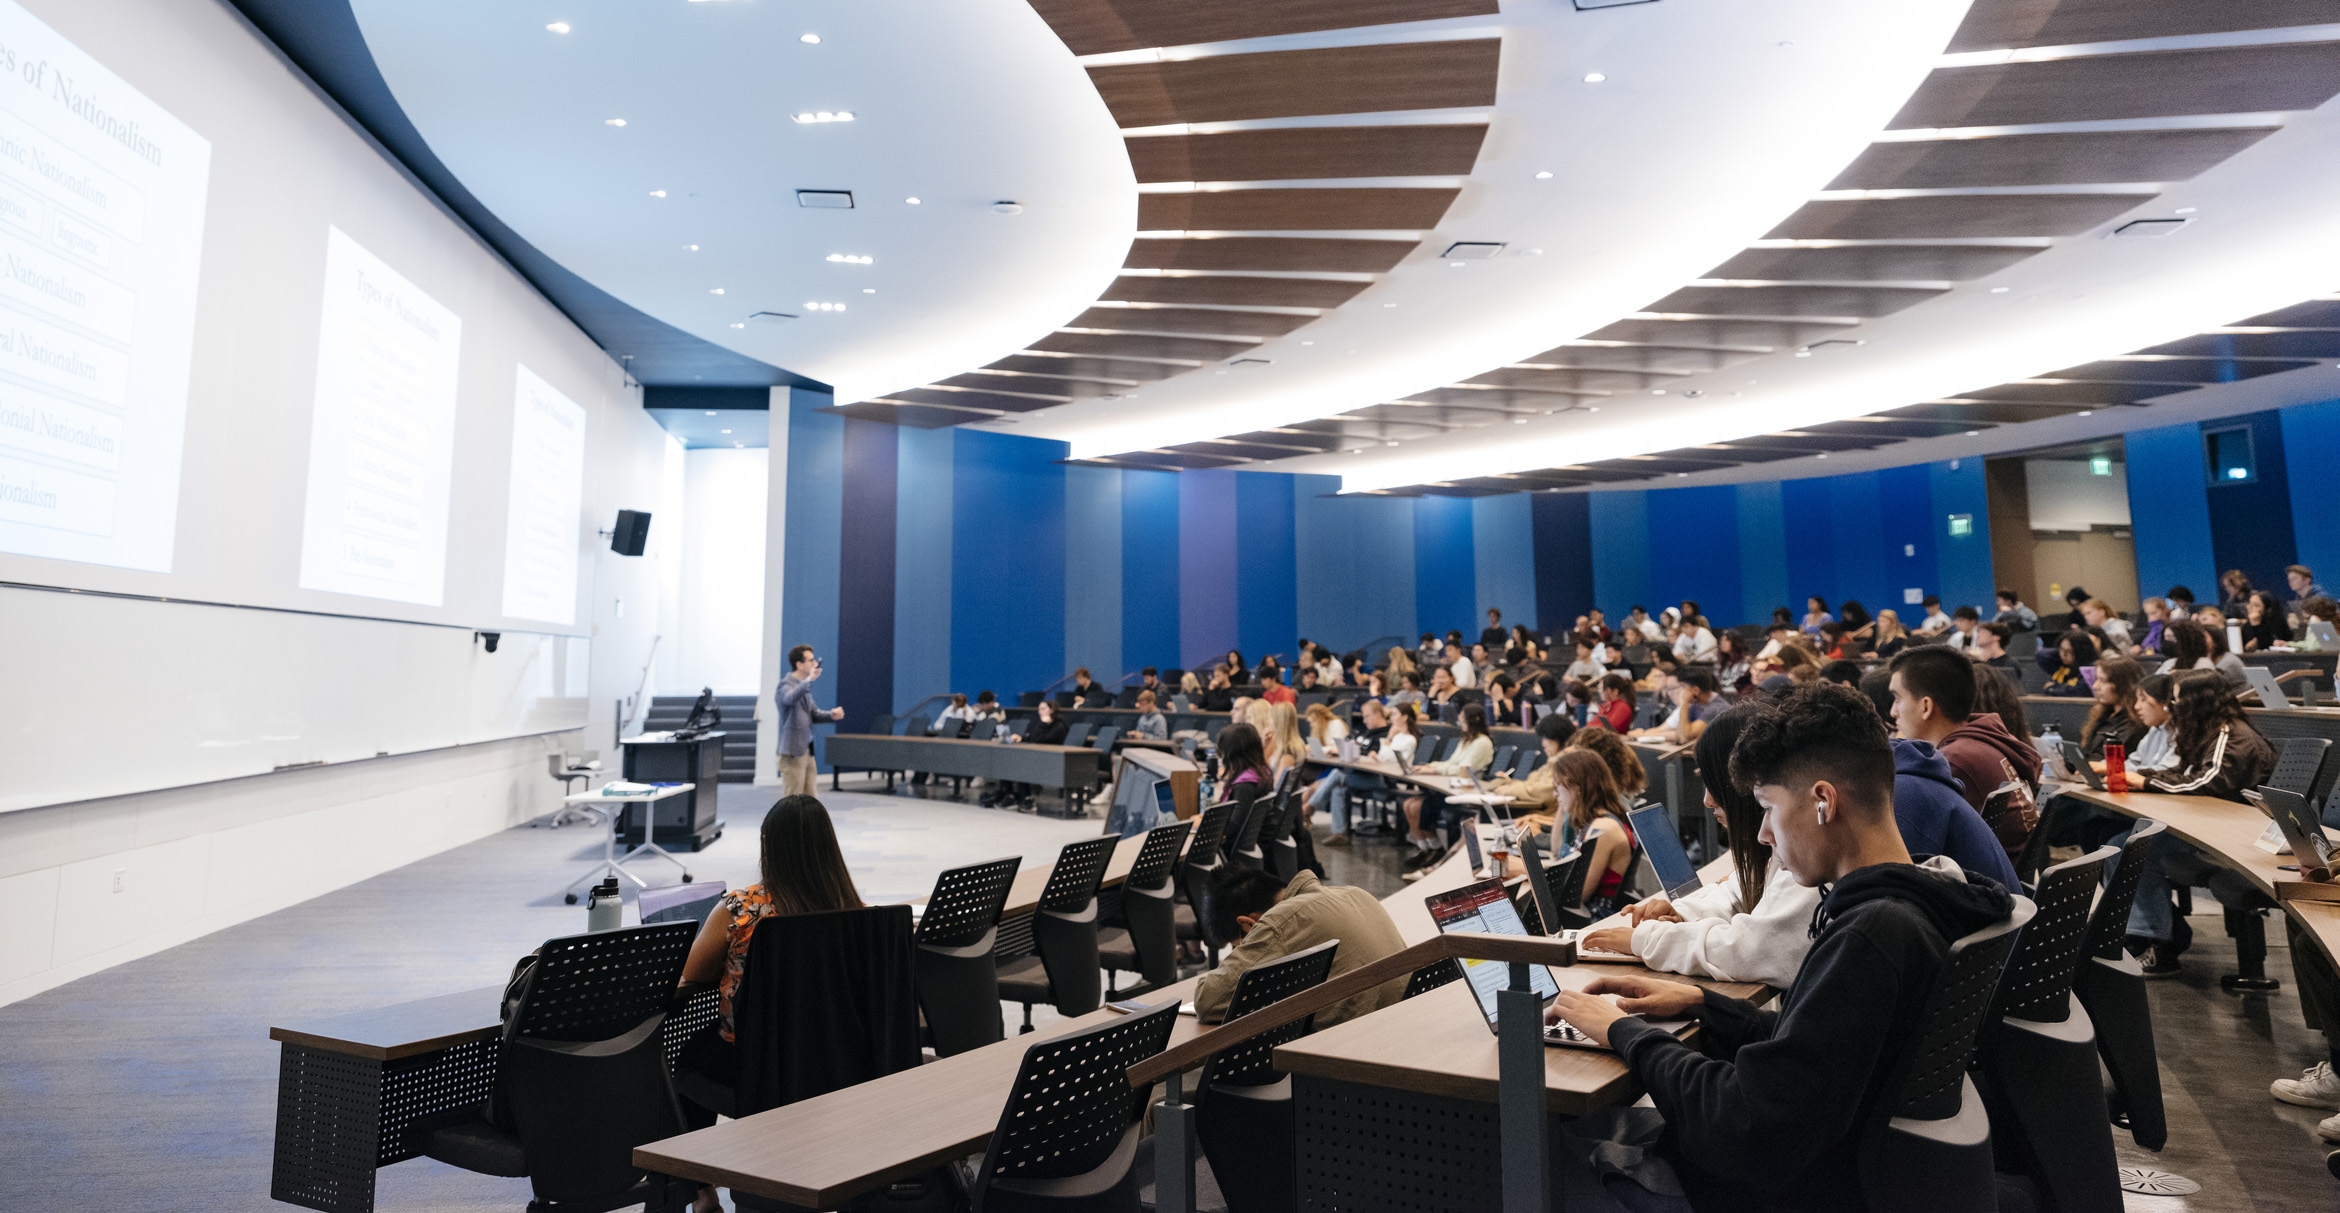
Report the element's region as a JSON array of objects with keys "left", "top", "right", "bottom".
[
  {"left": 2243, "top": 664, "right": 2293, "bottom": 709},
  {"left": 1628, "top": 803, "right": 1703, "bottom": 900},
  {"left": 2057, "top": 740, "right": 2107, "bottom": 791},
  {"left": 2255, "top": 786, "right": 2336, "bottom": 881},
  {"left": 1460, "top": 822, "right": 1487, "bottom": 878},
  {"left": 1426, "top": 876, "right": 1688, "bottom": 1051}
]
